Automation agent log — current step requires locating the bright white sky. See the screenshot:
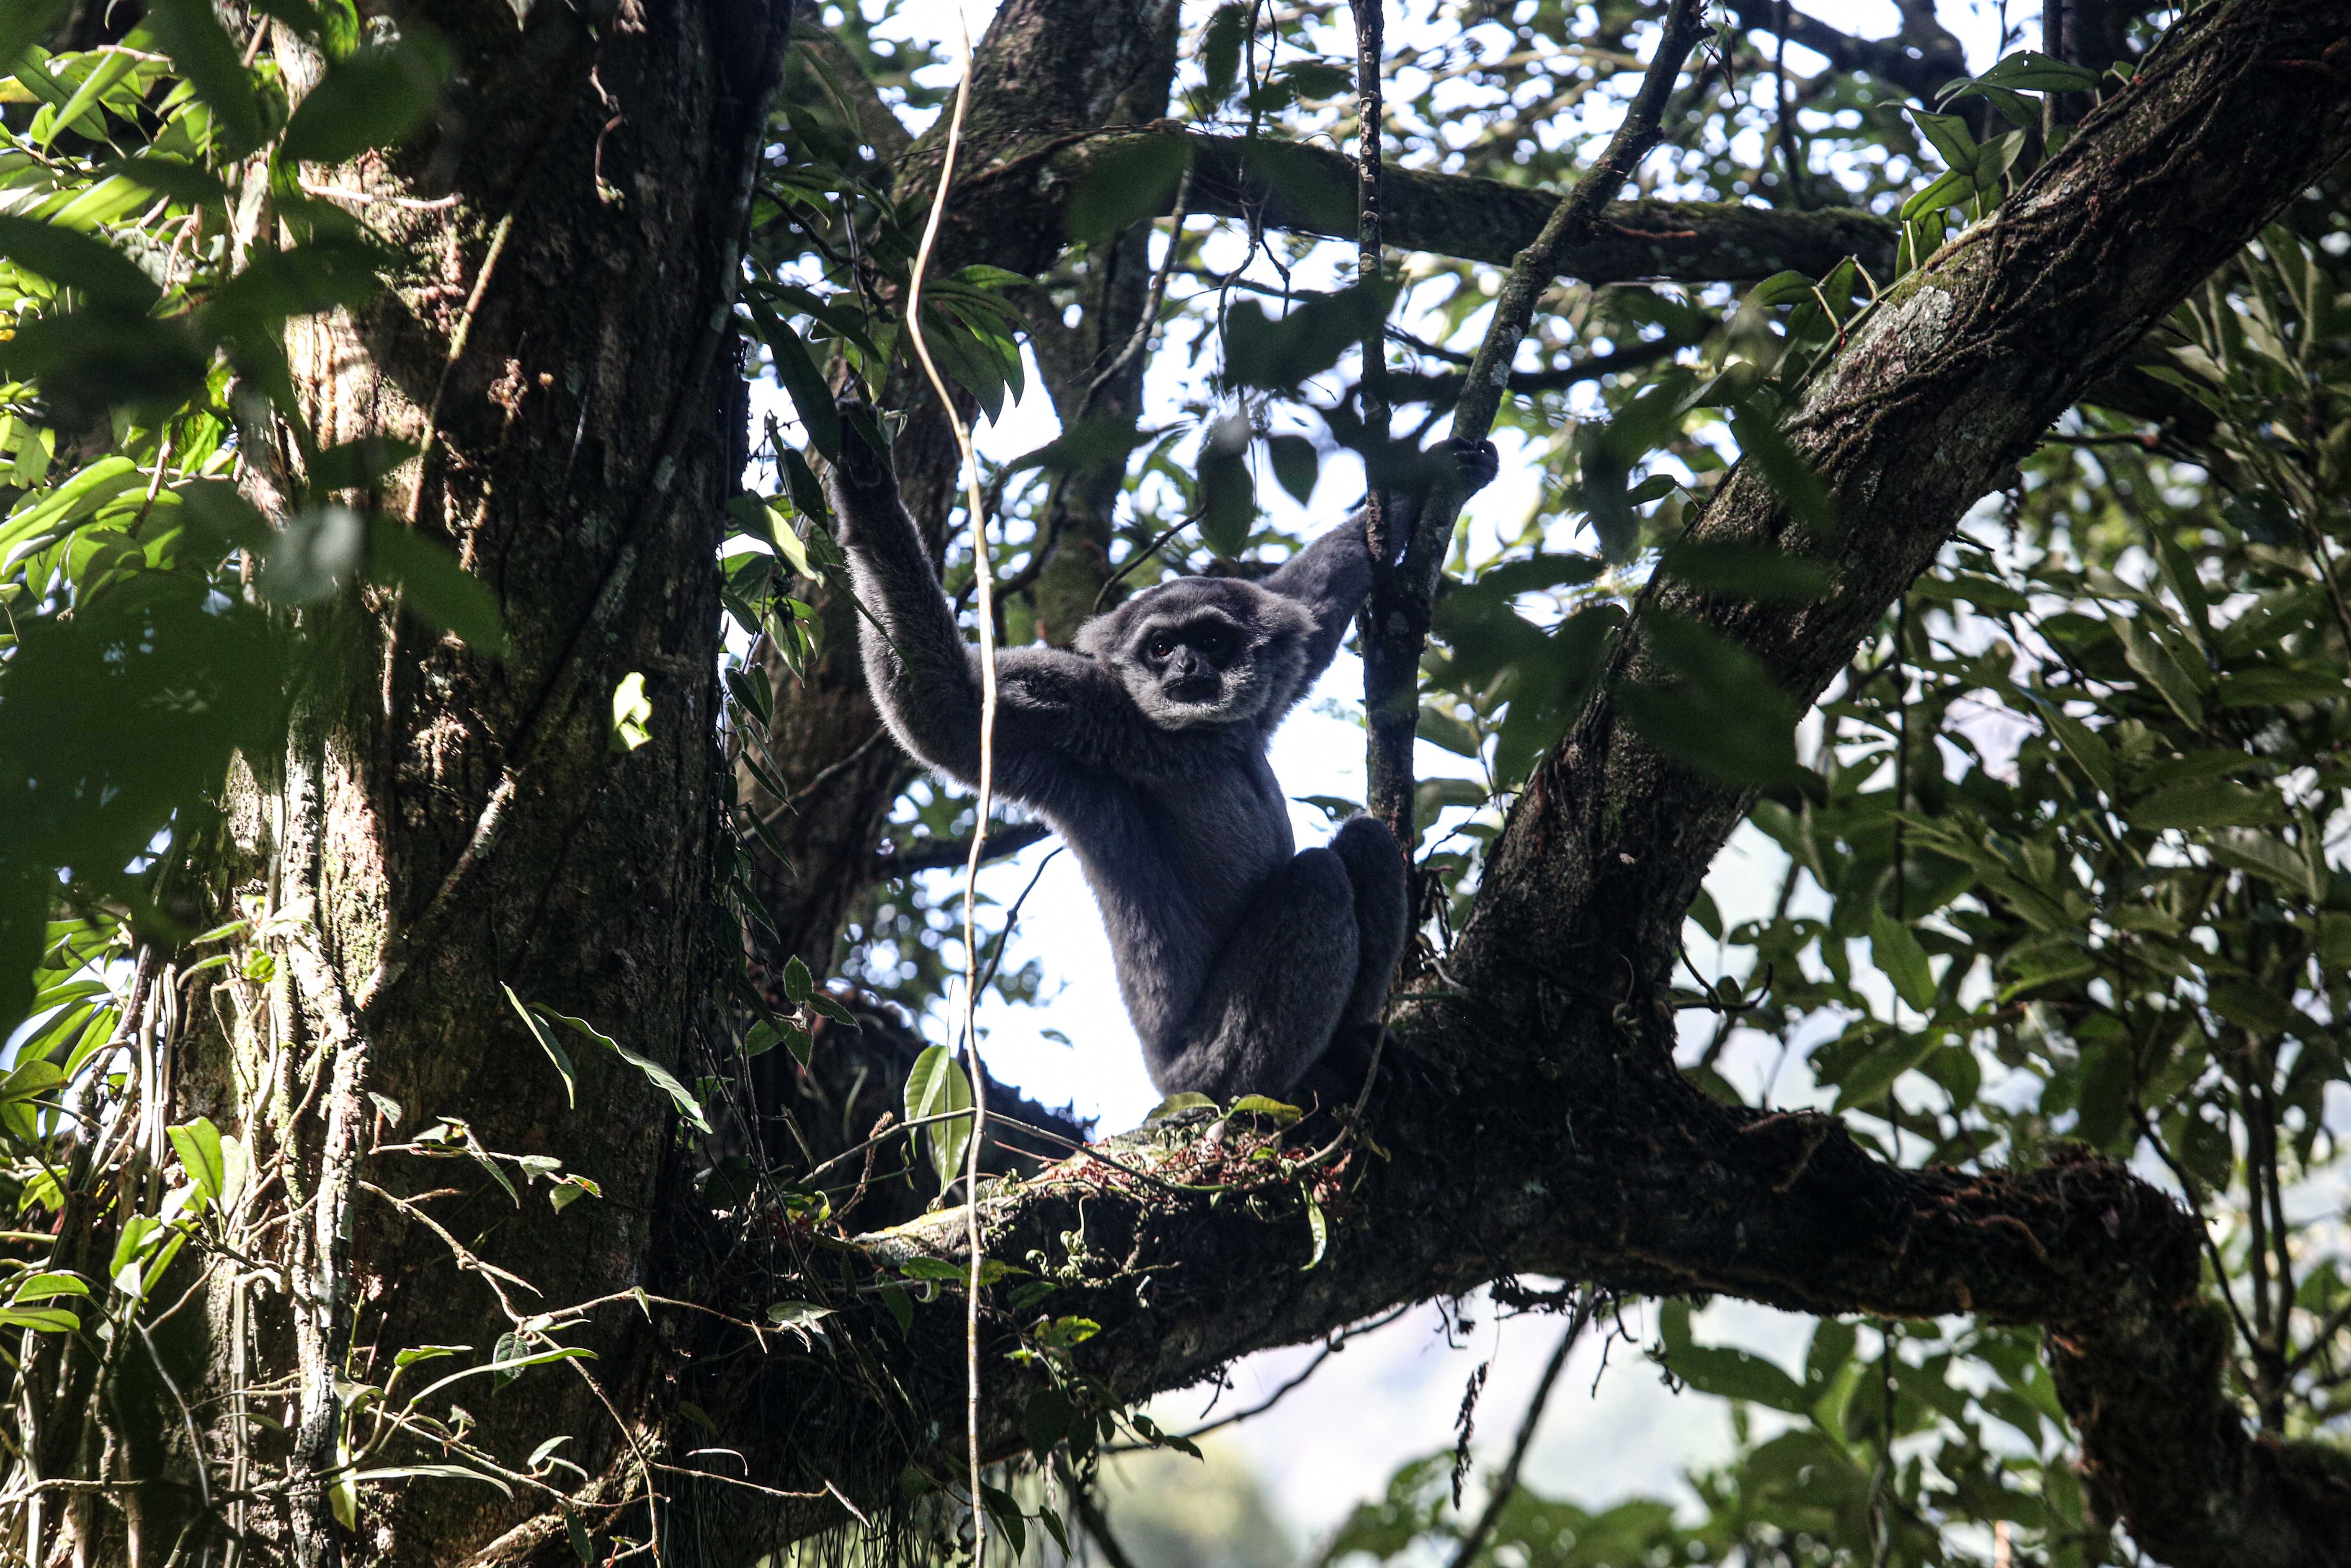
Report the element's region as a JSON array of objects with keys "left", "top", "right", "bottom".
[{"left": 762, "top": 0, "right": 2021, "bottom": 1543}]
